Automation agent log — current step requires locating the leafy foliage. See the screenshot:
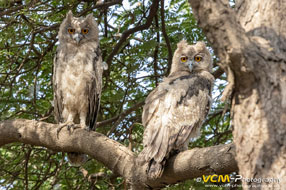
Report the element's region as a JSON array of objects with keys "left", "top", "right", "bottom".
[{"left": 0, "top": 0, "right": 231, "bottom": 189}]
